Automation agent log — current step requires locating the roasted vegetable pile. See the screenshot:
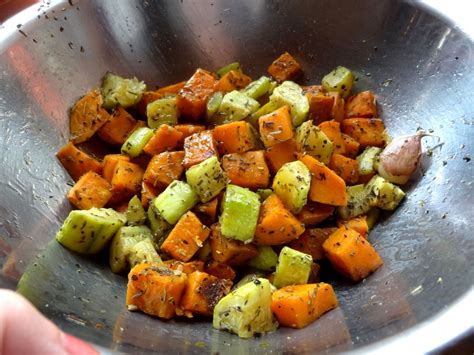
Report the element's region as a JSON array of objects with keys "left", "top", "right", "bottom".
[{"left": 55, "top": 52, "right": 420, "bottom": 338}]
